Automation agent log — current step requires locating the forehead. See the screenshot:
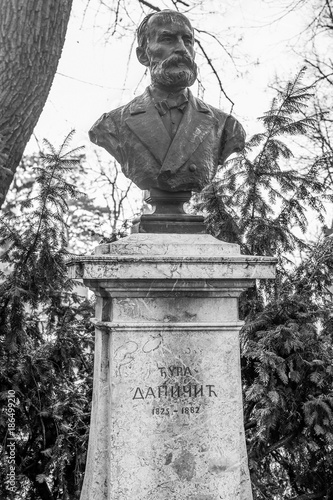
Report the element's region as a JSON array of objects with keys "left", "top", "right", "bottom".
[{"left": 147, "top": 13, "right": 193, "bottom": 38}]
